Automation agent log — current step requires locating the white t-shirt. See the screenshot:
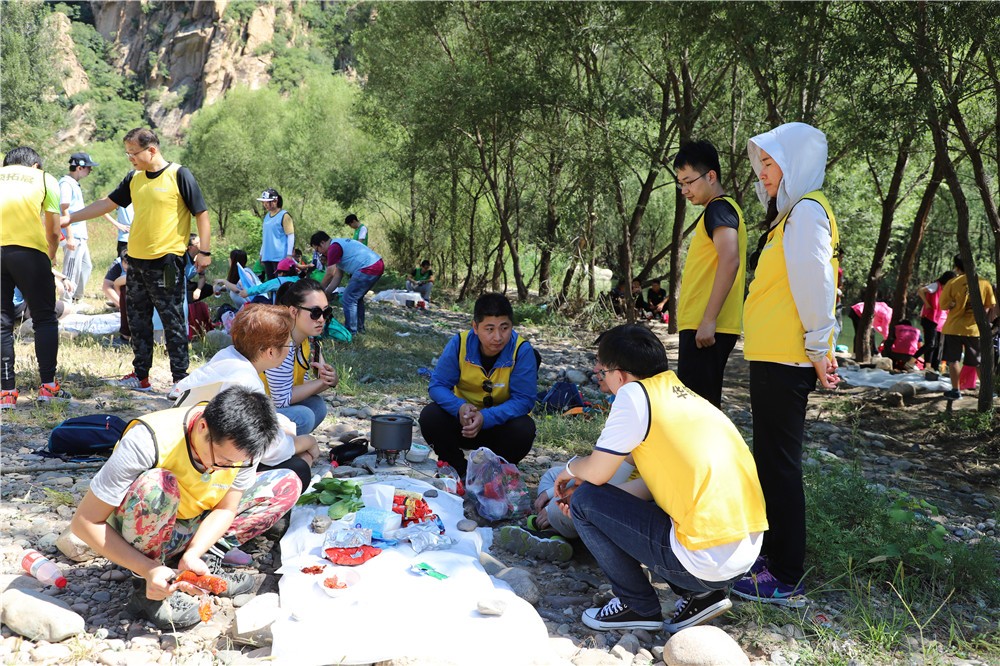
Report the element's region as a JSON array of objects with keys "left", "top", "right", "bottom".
[
  {"left": 174, "top": 346, "right": 295, "bottom": 465},
  {"left": 58, "top": 175, "right": 88, "bottom": 240},
  {"left": 595, "top": 382, "right": 762, "bottom": 582},
  {"left": 89, "top": 422, "right": 256, "bottom": 510}
]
